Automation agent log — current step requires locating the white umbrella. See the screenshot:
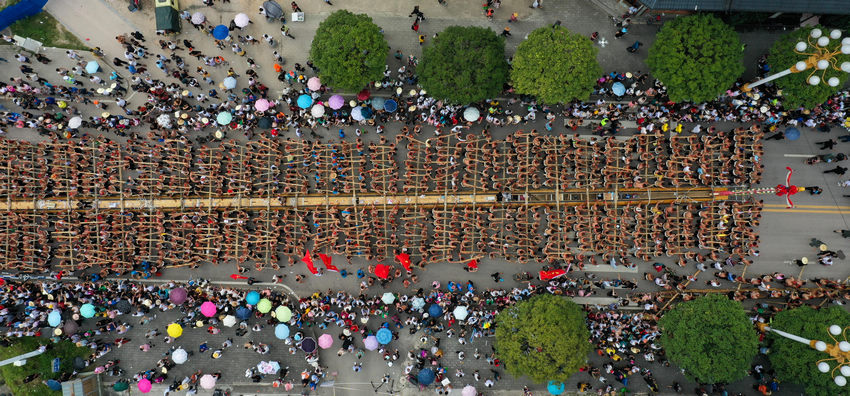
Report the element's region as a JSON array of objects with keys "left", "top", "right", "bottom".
[
  {"left": 191, "top": 12, "right": 205, "bottom": 24},
  {"left": 222, "top": 315, "right": 236, "bottom": 327},
  {"left": 200, "top": 374, "right": 216, "bottom": 389},
  {"left": 222, "top": 77, "right": 237, "bottom": 90},
  {"left": 234, "top": 13, "right": 251, "bottom": 28},
  {"left": 411, "top": 297, "right": 425, "bottom": 310},
  {"left": 311, "top": 104, "right": 325, "bottom": 117},
  {"left": 453, "top": 306, "right": 469, "bottom": 320},
  {"left": 68, "top": 116, "right": 82, "bottom": 129},
  {"left": 381, "top": 292, "right": 395, "bottom": 305},
  {"left": 462, "top": 385, "right": 477, "bottom": 396},
  {"left": 156, "top": 114, "right": 172, "bottom": 128},
  {"left": 351, "top": 106, "right": 364, "bottom": 121},
  {"left": 463, "top": 107, "right": 480, "bottom": 122},
  {"left": 172, "top": 348, "right": 188, "bottom": 364}
]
